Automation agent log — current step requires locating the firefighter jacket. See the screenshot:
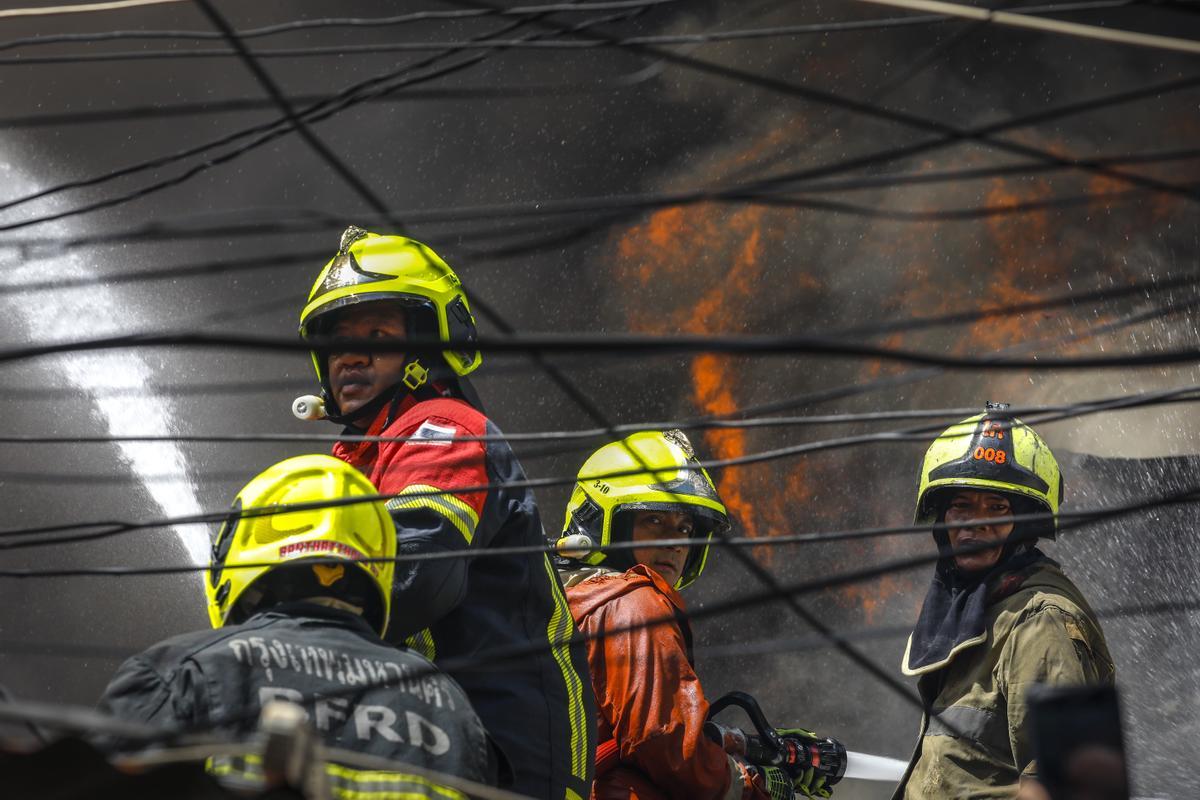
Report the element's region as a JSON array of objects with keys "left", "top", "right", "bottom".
[
  {"left": 98, "top": 603, "right": 495, "bottom": 798},
  {"left": 564, "top": 565, "right": 765, "bottom": 800},
  {"left": 893, "top": 556, "right": 1115, "bottom": 800},
  {"left": 334, "top": 395, "right": 595, "bottom": 800}
]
